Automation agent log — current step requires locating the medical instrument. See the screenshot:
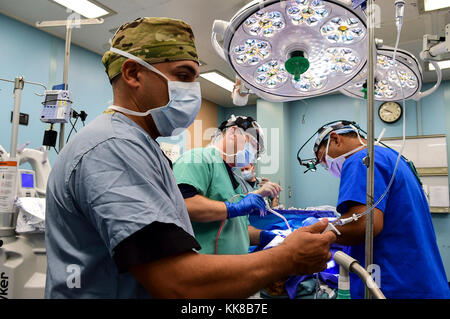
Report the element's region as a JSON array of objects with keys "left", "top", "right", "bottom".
[
  {"left": 265, "top": 201, "right": 292, "bottom": 233},
  {"left": 17, "top": 170, "right": 36, "bottom": 198},
  {"left": 36, "top": 17, "right": 103, "bottom": 152},
  {"left": 0, "top": 77, "right": 52, "bottom": 299},
  {"left": 40, "top": 90, "right": 73, "bottom": 124},
  {"left": 302, "top": 216, "right": 341, "bottom": 235},
  {"left": 212, "top": 0, "right": 368, "bottom": 103}
]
